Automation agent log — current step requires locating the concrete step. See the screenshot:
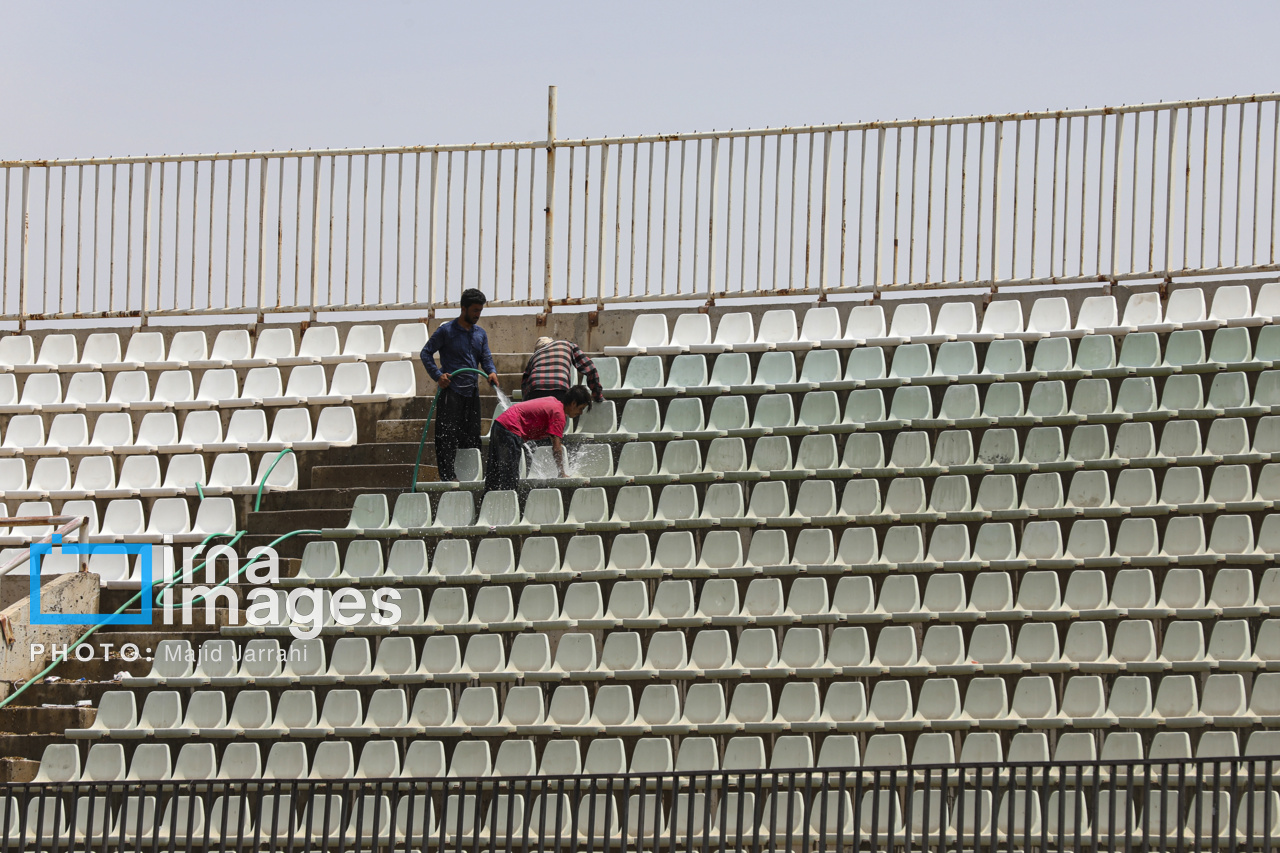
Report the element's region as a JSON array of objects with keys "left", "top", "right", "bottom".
[
  {"left": 18, "top": 681, "right": 124, "bottom": 706},
  {"left": 0, "top": 758, "right": 38, "bottom": 784},
  {"left": 254, "top": 487, "right": 402, "bottom": 514},
  {"left": 246, "top": 507, "right": 350, "bottom": 535},
  {"left": 312, "top": 463, "right": 415, "bottom": 490},
  {"left": 0, "top": 733, "right": 84, "bottom": 763},
  {"left": 377, "top": 418, "right": 493, "bottom": 444},
  {"left": 241, "top": 531, "right": 323, "bottom": 561}
]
